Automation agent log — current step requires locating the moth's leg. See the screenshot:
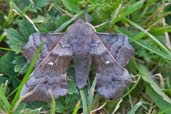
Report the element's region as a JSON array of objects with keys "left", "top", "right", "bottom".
[
  {"left": 90, "top": 36, "right": 131, "bottom": 99},
  {"left": 97, "top": 33, "right": 134, "bottom": 66},
  {"left": 23, "top": 33, "right": 62, "bottom": 66},
  {"left": 20, "top": 39, "right": 72, "bottom": 102}
]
